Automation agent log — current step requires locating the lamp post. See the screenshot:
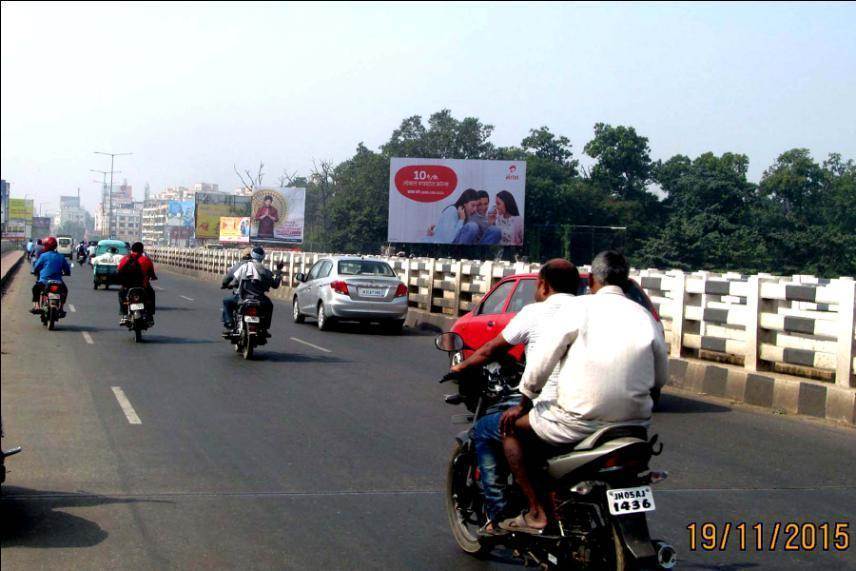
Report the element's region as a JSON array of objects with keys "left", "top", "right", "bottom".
[
  {"left": 90, "top": 167, "right": 123, "bottom": 238},
  {"left": 93, "top": 151, "right": 132, "bottom": 238}
]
